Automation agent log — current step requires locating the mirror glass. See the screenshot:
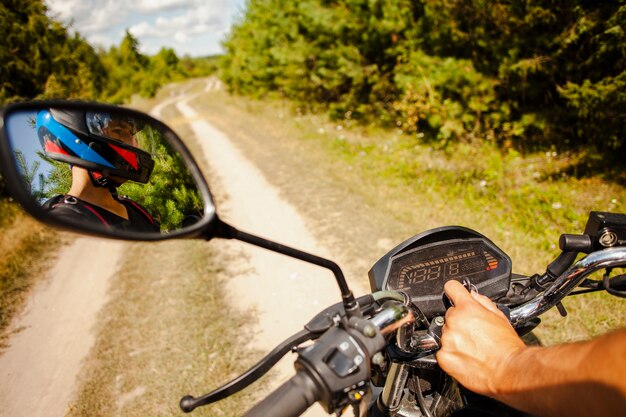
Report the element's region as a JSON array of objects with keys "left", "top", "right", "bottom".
[{"left": 4, "top": 106, "right": 211, "bottom": 236}]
